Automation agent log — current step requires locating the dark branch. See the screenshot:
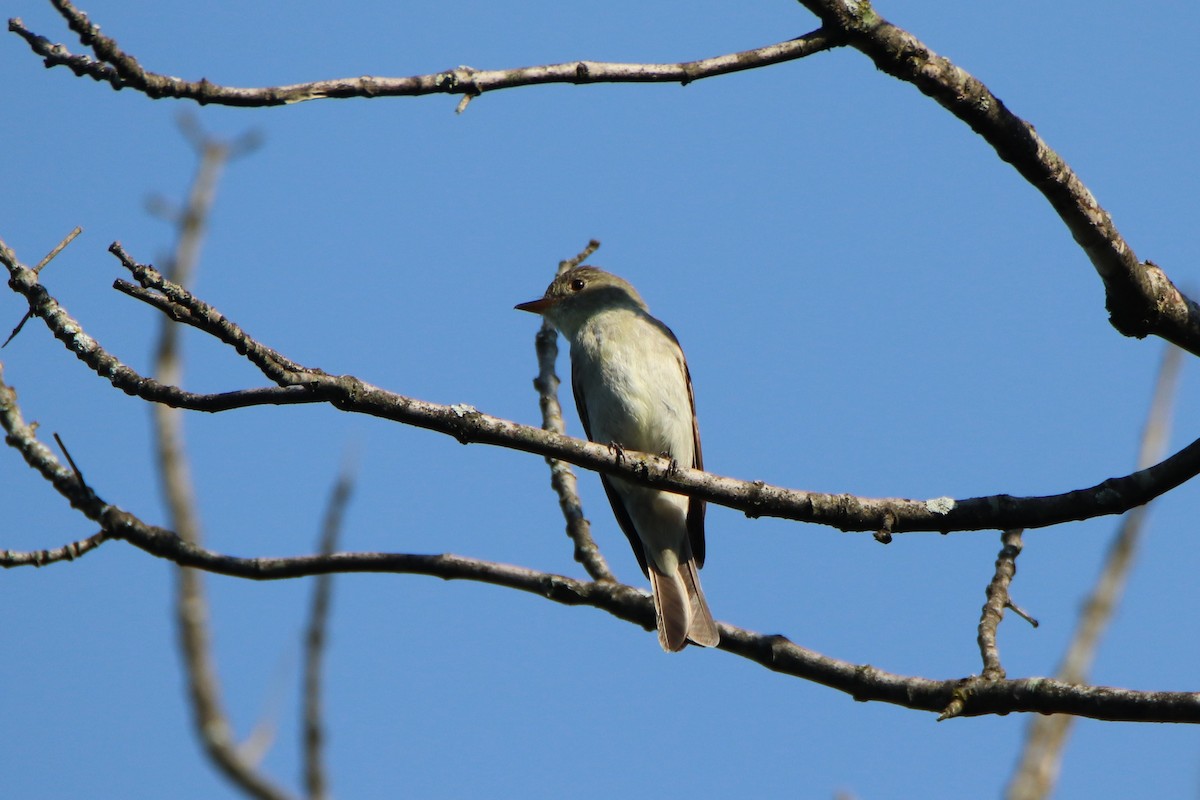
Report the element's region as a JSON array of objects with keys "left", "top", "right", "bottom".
[
  {"left": 4, "top": 365, "right": 1200, "bottom": 723},
  {"left": 798, "top": 0, "right": 1200, "bottom": 357}
]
